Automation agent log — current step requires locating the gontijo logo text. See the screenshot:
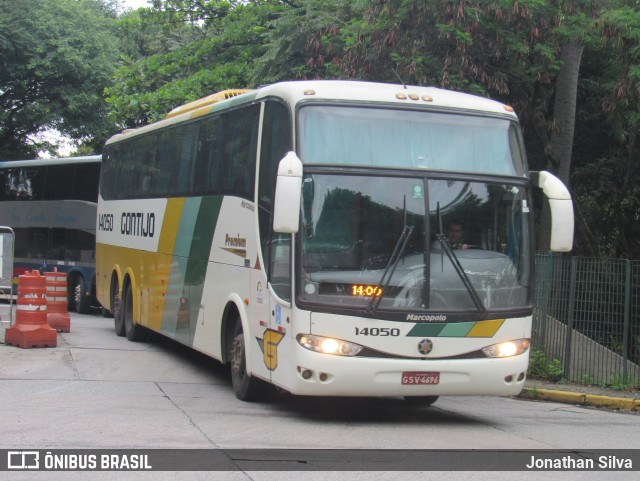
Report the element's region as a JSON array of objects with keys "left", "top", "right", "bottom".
[{"left": 98, "top": 212, "right": 155, "bottom": 238}]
